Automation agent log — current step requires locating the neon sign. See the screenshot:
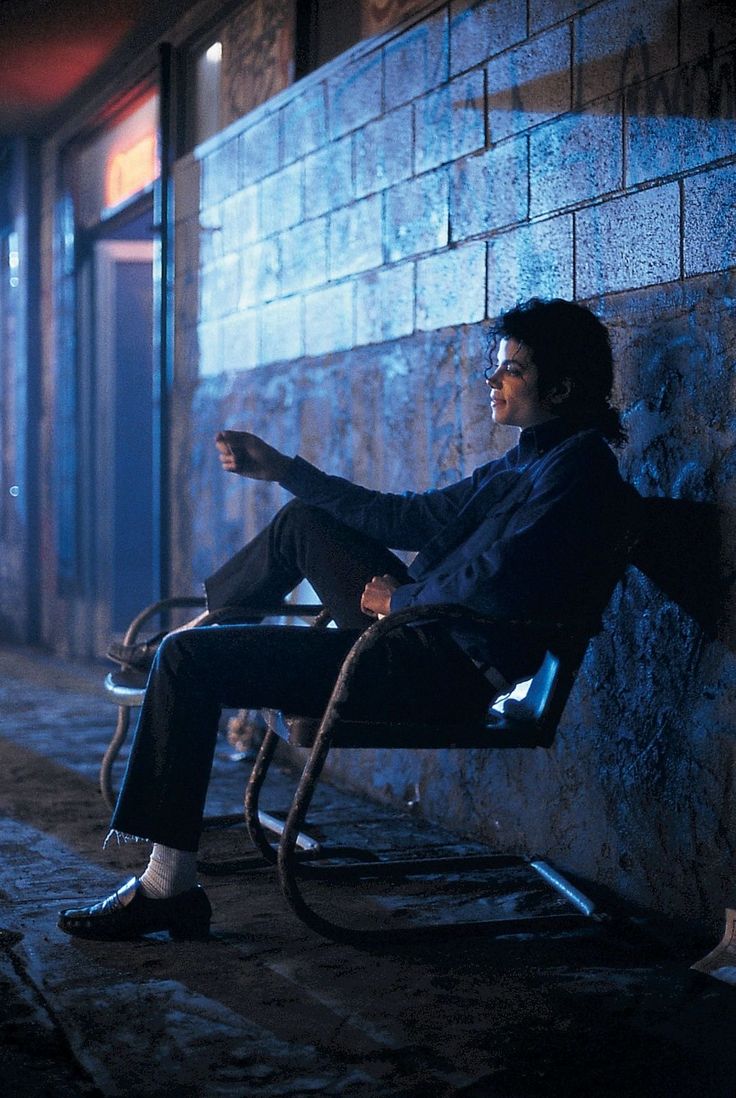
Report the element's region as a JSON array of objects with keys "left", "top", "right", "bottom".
[{"left": 104, "top": 131, "right": 158, "bottom": 210}]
